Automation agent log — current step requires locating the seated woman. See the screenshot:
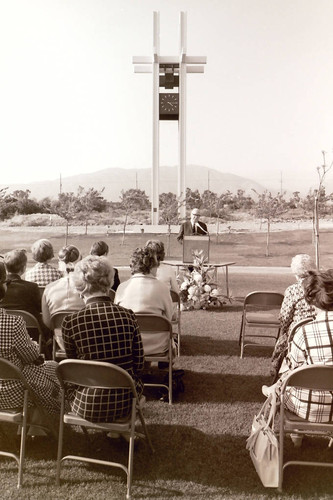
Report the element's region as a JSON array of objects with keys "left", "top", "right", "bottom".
[
  {"left": 25, "top": 239, "right": 62, "bottom": 286},
  {"left": 90, "top": 240, "right": 120, "bottom": 291},
  {"left": 264, "top": 269, "right": 333, "bottom": 423},
  {"left": 0, "top": 262, "right": 61, "bottom": 417},
  {"left": 114, "top": 247, "right": 173, "bottom": 321},
  {"left": 61, "top": 255, "right": 144, "bottom": 422},
  {"left": 42, "top": 245, "right": 84, "bottom": 329},
  {"left": 270, "top": 254, "right": 316, "bottom": 381},
  {"left": 145, "top": 240, "right": 179, "bottom": 293},
  {"left": 1, "top": 249, "right": 52, "bottom": 351}
]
